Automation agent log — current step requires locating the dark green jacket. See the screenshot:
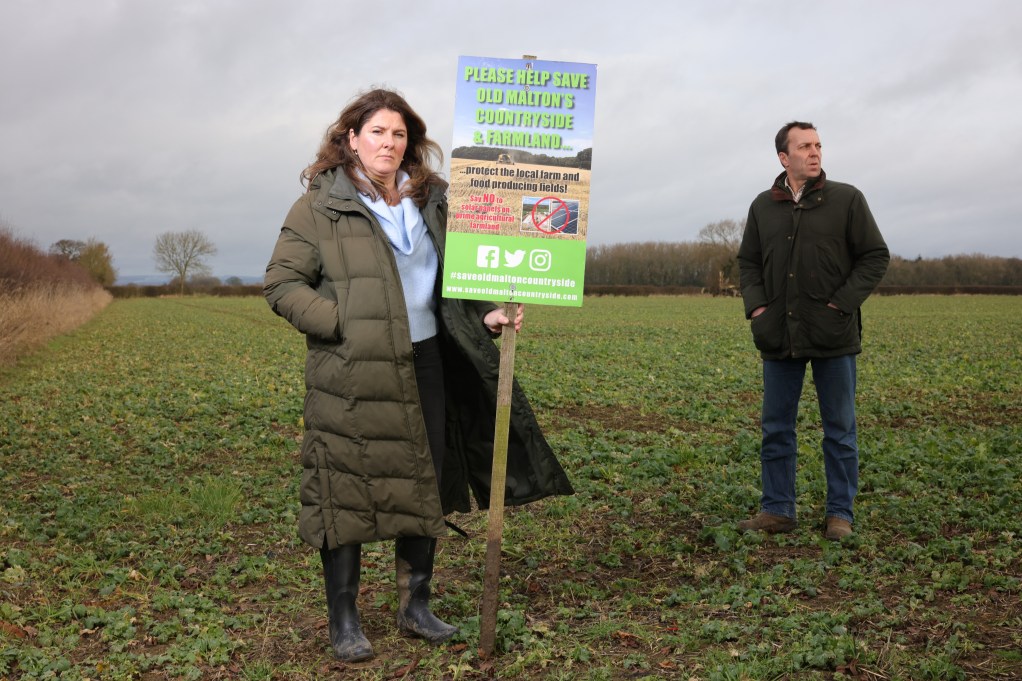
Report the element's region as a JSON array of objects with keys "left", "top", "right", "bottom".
[
  {"left": 738, "top": 171, "right": 889, "bottom": 360},
  {"left": 264, "top": 169, "right": 573, "bottom": 548}
]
